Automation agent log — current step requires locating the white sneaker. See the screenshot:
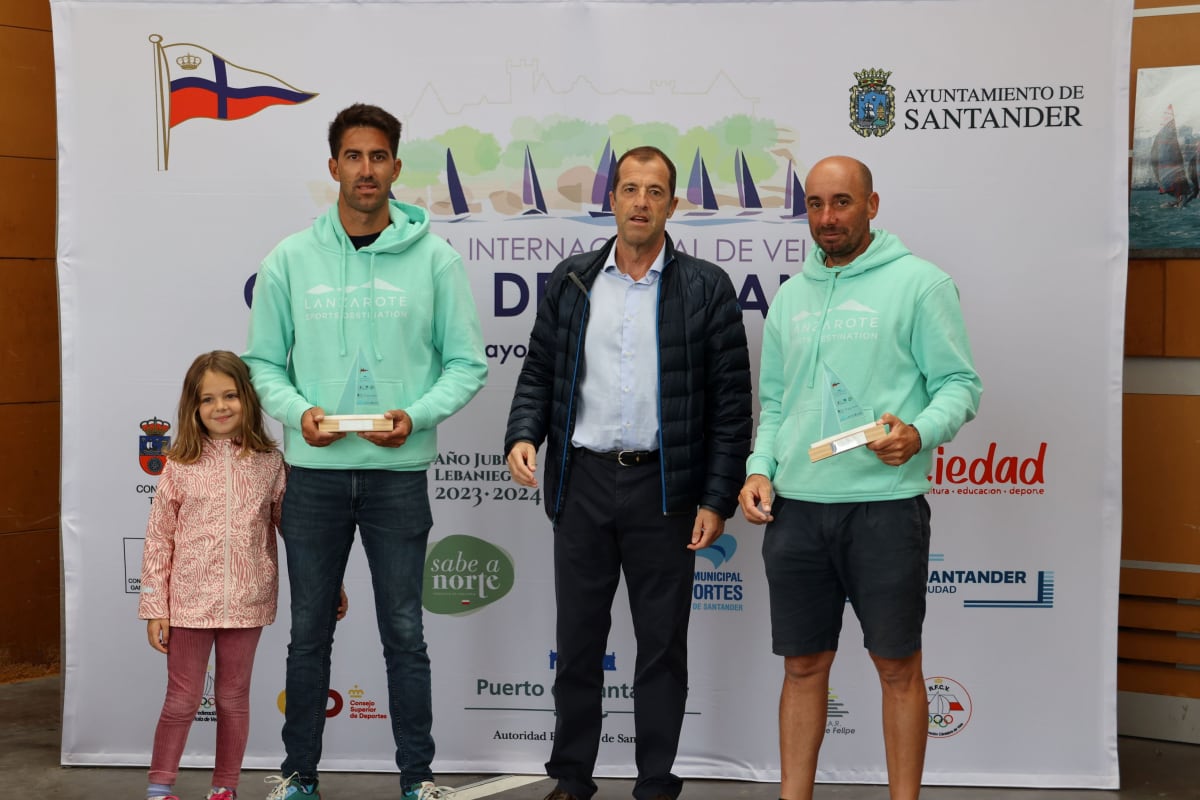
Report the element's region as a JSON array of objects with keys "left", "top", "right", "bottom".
[
  {"left": 403, "top": 781, "right": 453, "bottom": 800},
  {"left": 264, "top": 773, "right": 319, "bottom": 800}
]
